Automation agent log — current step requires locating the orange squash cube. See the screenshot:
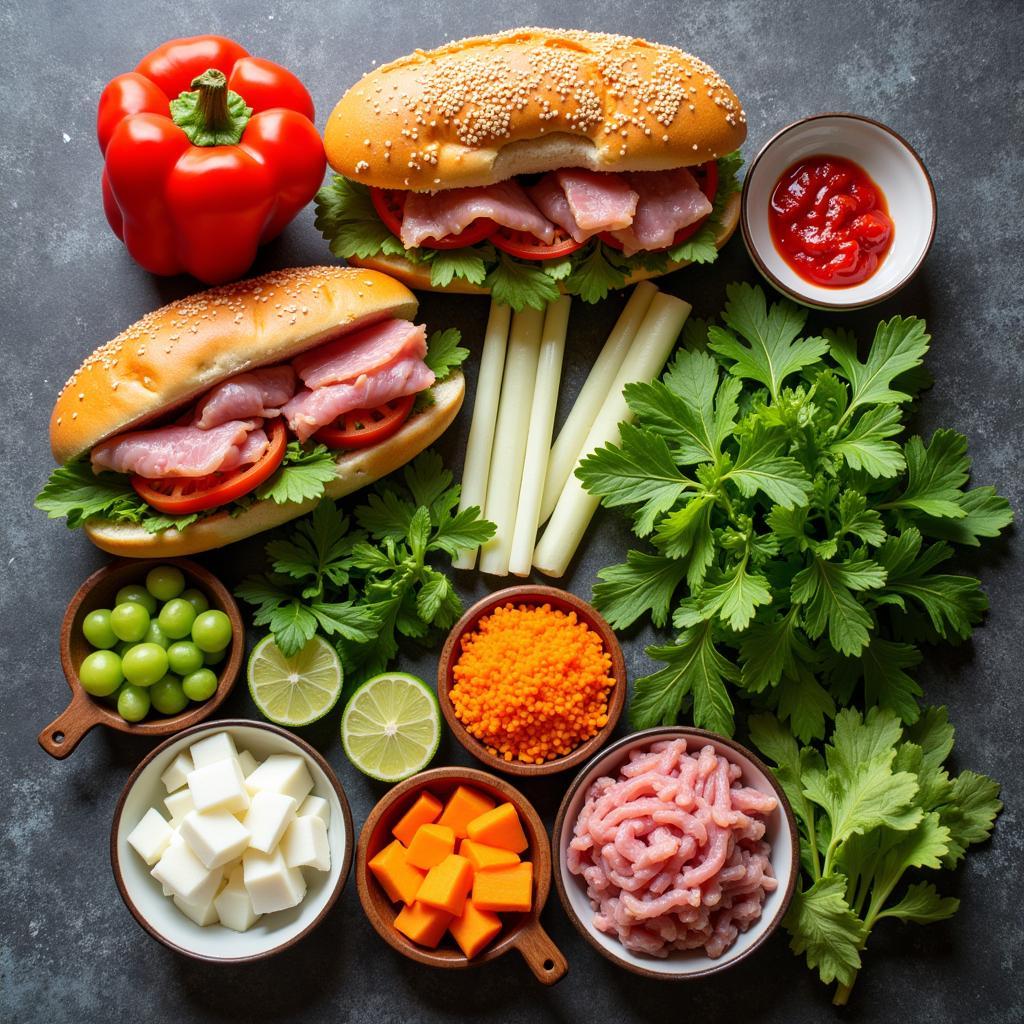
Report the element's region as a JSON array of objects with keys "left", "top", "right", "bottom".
[
  {"left": 466, "top": 802, "right": 528, "bottom": 853},
  {"left": 416, "top": 853, "right": 474, "bottom": 917},
  {"left": 405, "top": 823, "right": 456, "bottom": 870},
  {"left": 437, "top": 785, "right": 496, "bottom": 839},
  {"left": 472, "top": 861, "right": 533, "bottom": 913},
  {"left": 449, "top": 899, "right": 502, "bottom": 959},
  {"left": 392, "top": 791, "right": 443, "bottom": 846},
  {"left": 459, "top": 839, "right": 521, "bottom": 872},
  {"left": 368, "top": 839, "right": 426, "bottom": 905},
  {"left": 394, "top": 901, "right": 453, "bottom": 948}
]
